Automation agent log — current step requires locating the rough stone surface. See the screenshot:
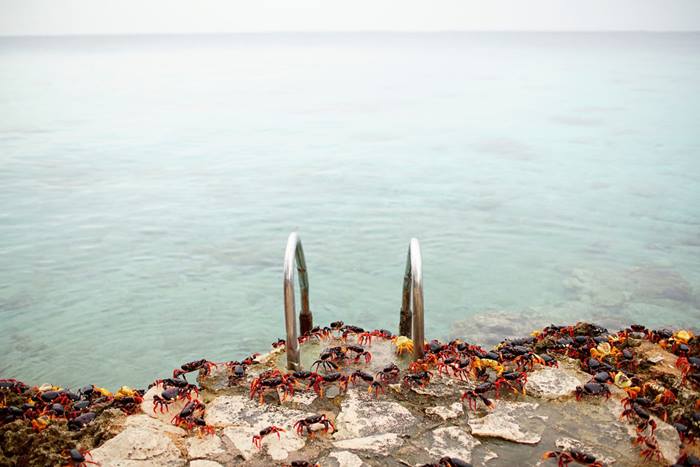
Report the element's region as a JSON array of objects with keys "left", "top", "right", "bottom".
[
  {"left": 482, "top": 450, "right": 498, "bottom": 463},
  {"left": 90, "top": 418, "right": 186, "bottom": 466},
  {"left": 525, "top": 366, "right": 588, "bottom": 399},
  {"left": 205, "top": 395, "right": 312, "bottom": 428},
  {"left": 468, "top": 401, "right": 543, "bottom": 444},
  {"left": 197, "top": 365, "right": 231, "bottom": 392},
  {"left": 411, "top": 374, "right": 466, "bottom": 397},
  {"left": 555, "top": 437, "right": 616, "bottom": 465},
  {"left": 334, "top": 389, "right": 416, "bottom": 439},
  {"left": 58, "top": 326, "right": 695, "bottom": 467},
  {"left": 425, "top": 402, "right": 464, "bottom": 420},
  {"left": 284, "top": 390, "right": 318, "bottom": 406},
  {"left": 427, "top": 426, "right": 480, "bottom": 463},
  {"left": 327, "top": 450, "right": 365, "bottom": 467},
  {"left": 637, "top": 340, "right": 684, "bottom": 379},
  {"left": 189, "top": 461, "right": 223, "bottom": 467},
  {"left": 649, "top": 418, "right": 681, "bottom": 465},
  {"left": 221, "top": 426, "right": 257, "bottom": 461},
  {"left": 332, "top": 433, "right": 403, "bottom": 454},
  {"left": 206, "top": 395, "right": 315, "bottom": 461},
  {"left": 187, "top": 435, "right": 225, "bottom": 459},
  {"left": 125, "top": 414, "right": 185, "bottom": 435},
  {"left": 140, "top": 384, "right": 201, "bottom": 426}
]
